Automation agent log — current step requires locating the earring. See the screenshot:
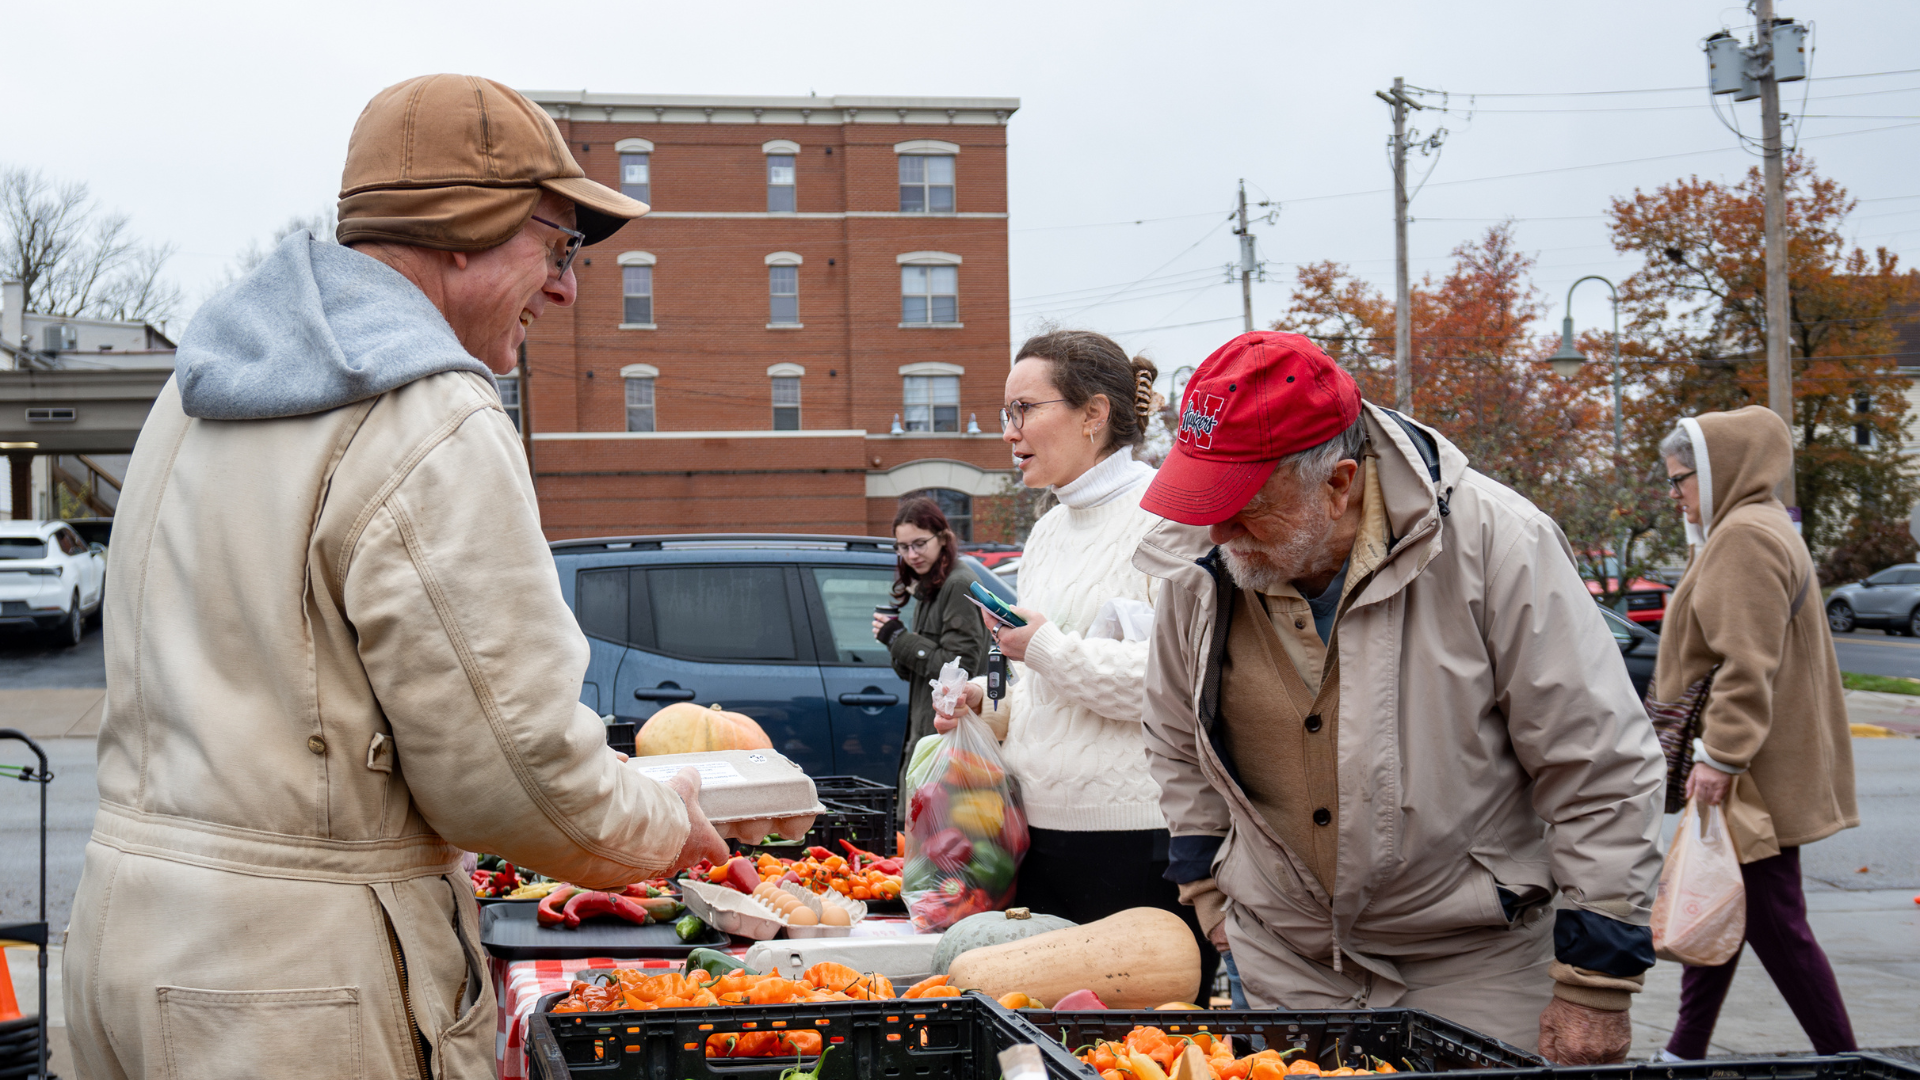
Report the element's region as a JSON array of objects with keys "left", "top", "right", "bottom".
[{"left": 1088, "top": 425, "right": 1100, "bottom": 447}]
